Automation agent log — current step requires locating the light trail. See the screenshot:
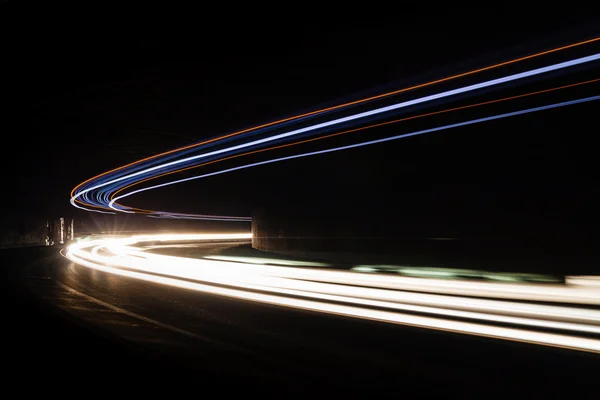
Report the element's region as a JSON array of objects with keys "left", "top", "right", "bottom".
[
  {"left": 108, "top": 94, "right": 600, "bottom": 206},
  {"left": 70, "top": 40, "right": 600, "bottom": 218},
  {"left": 109, "top": 78, "right": 600, "bottom": 214},
  {"left": 62, "top": 39, "right": 600, "bottom": 355},
  {"left": 71, "top": 51, "right": 600, "bottom": 214},
  {"left": 70, "top": 35, "right": 600, "bottom": 204},
  {"left": 66, "top": 233, "right": 600, "bottom": 354}
]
